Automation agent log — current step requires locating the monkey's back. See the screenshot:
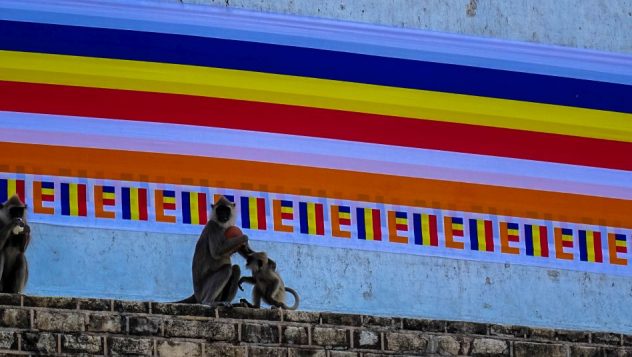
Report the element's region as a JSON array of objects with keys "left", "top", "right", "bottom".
[{"left": 192, "top": 221, "right": 230, "bottom": 285}]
